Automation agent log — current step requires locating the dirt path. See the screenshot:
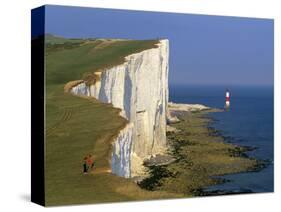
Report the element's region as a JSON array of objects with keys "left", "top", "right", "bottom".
[{"left": 91, "top": 167, "right": 111, "bottom": 175}]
